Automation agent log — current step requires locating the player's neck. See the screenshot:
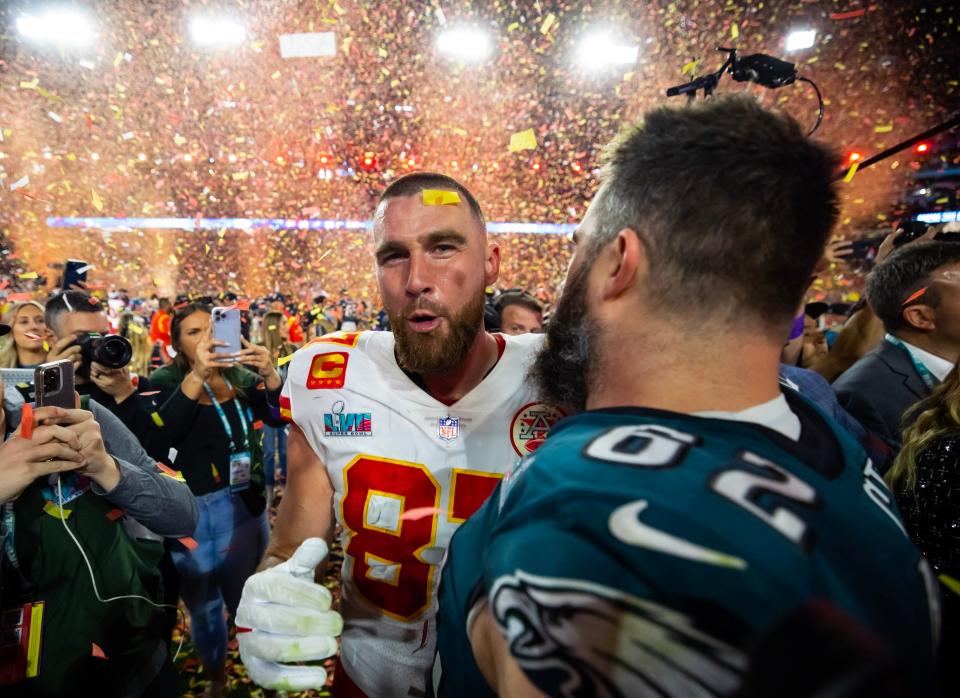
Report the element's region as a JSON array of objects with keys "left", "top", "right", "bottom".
[
  {"left": 419, "top": 330, "right": 499, "bottom": 405},
  {"left": 587, "top": 332, "right": 784, "bottom": 415}
]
